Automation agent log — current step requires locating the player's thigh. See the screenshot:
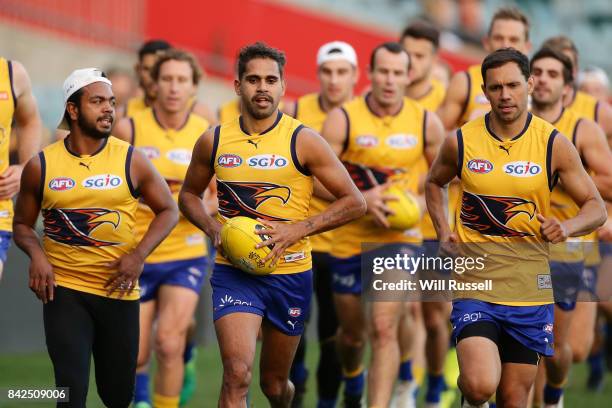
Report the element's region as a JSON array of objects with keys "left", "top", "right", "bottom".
[
  {"left": 259, "top": 320, "right": 302, "bottom": 381},
  {"left": 215, "top": 312, "right": 262, "bottom": 375},
  {"left": 456, "top": 328, "right": 501, "bottom": 383},
  {"left": 568, "top": 301, "right": 597, "bottom": 361},
  {"left": 137, "top": 299, "right": 156, "bottom": 361},
  {"left": 156, "top": 285, "right": 200, "bottom": 336},
  {"left": 368, "top": 300, "right": 403, "bottom": 339},
  {"left": 497, "top": 362, "right": 538, "bottom": 407},
  {"left": 552, "top": 304, "right": 573, "bottom": 346},
  {"left": 334, "top": 293, "right": 365, "bottom": 335}
]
